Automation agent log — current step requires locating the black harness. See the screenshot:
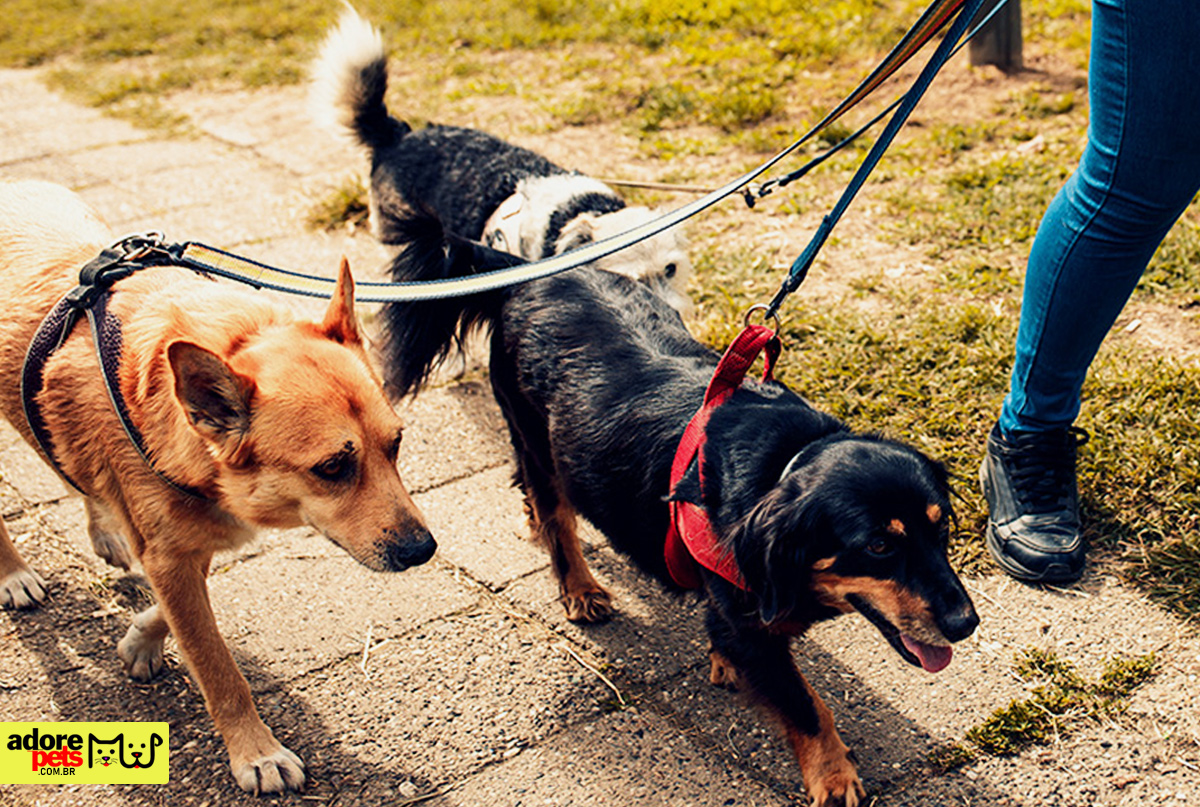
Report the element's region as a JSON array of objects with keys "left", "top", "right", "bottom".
[{"left": 20, "top": 234, "right": 209, "bottom": 501}]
